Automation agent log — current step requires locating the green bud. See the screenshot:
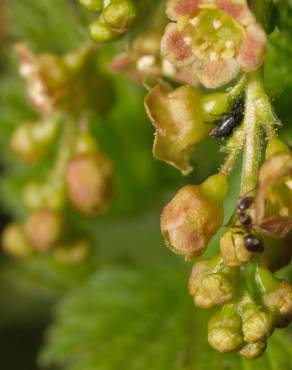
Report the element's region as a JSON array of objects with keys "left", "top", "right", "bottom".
[
  {"left": 265, "top": 138, "right": 289, "bottom": 159},
  {"left": 102, "top": 0, "right": 136, "bottom": 33},
  {"left": 75, "top": 132, "right": 98, "bottom": 155},
  {"left": 202, "top": 93, "right": 229, "bottom": 122},
  {"left": 197, "top": 272, "right": 235, "bottom": 307},
  {"left": 262, "top": 281, "right": 292, "bottom": 325},
  {"left": 79, "top": 0, "right": 103, "bottom": 11},
  {"left": 208, "top": 304, "right": 244, "bottom": 353},
  {"left": 89, "top": 19, "right": 117, "bottom": 42},
  {"left": 239, "top": 341, "right": 267, "bottom": 360},
  {"left": 11, "top": 118, "right": 59, "bottom": 162},
  {"left": 2, "top": 224, "right": 33, "bottom": 258},
  {"left": 239, "top": 293, "right": 274, "bottom": 343},
  {"left": 200, "top": 173, "right": 228, "bottom": 204}
]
